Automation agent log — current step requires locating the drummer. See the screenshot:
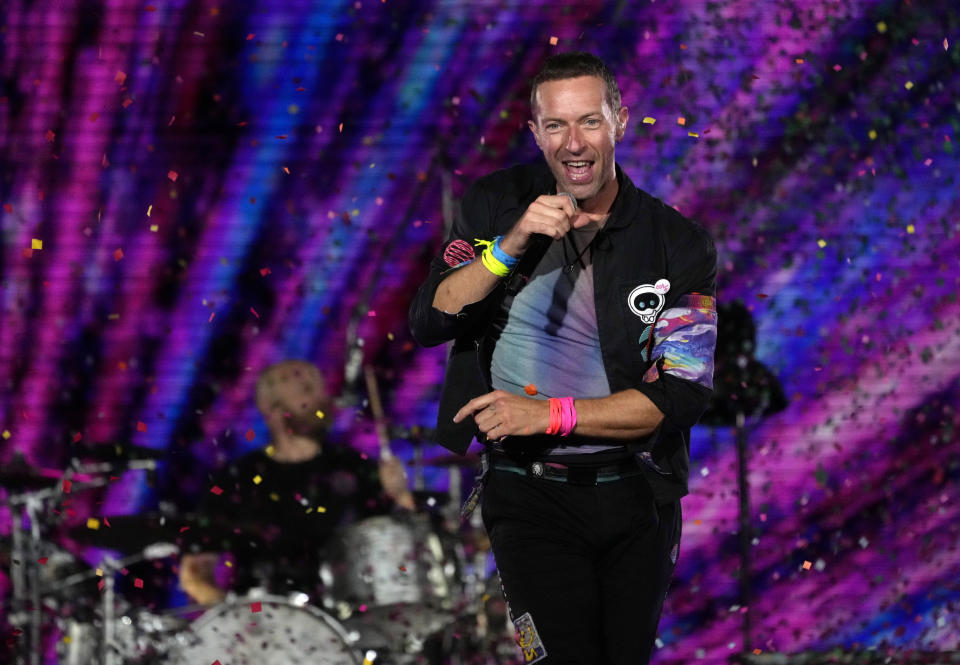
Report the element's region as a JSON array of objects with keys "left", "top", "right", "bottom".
[{"left": 178, "top": 359, "right": 415, "bottom": 605}]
